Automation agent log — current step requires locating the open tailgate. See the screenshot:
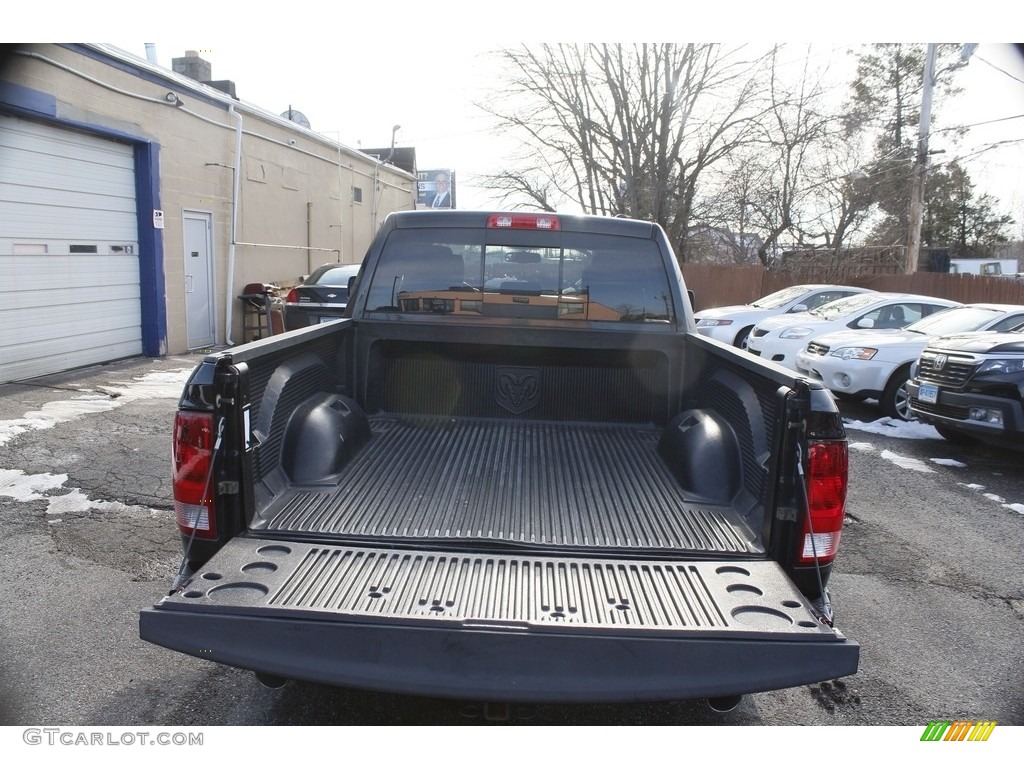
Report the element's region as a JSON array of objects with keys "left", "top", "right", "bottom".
[{"left": 141, "top": 535, "right": 858, "bottom": 702}]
